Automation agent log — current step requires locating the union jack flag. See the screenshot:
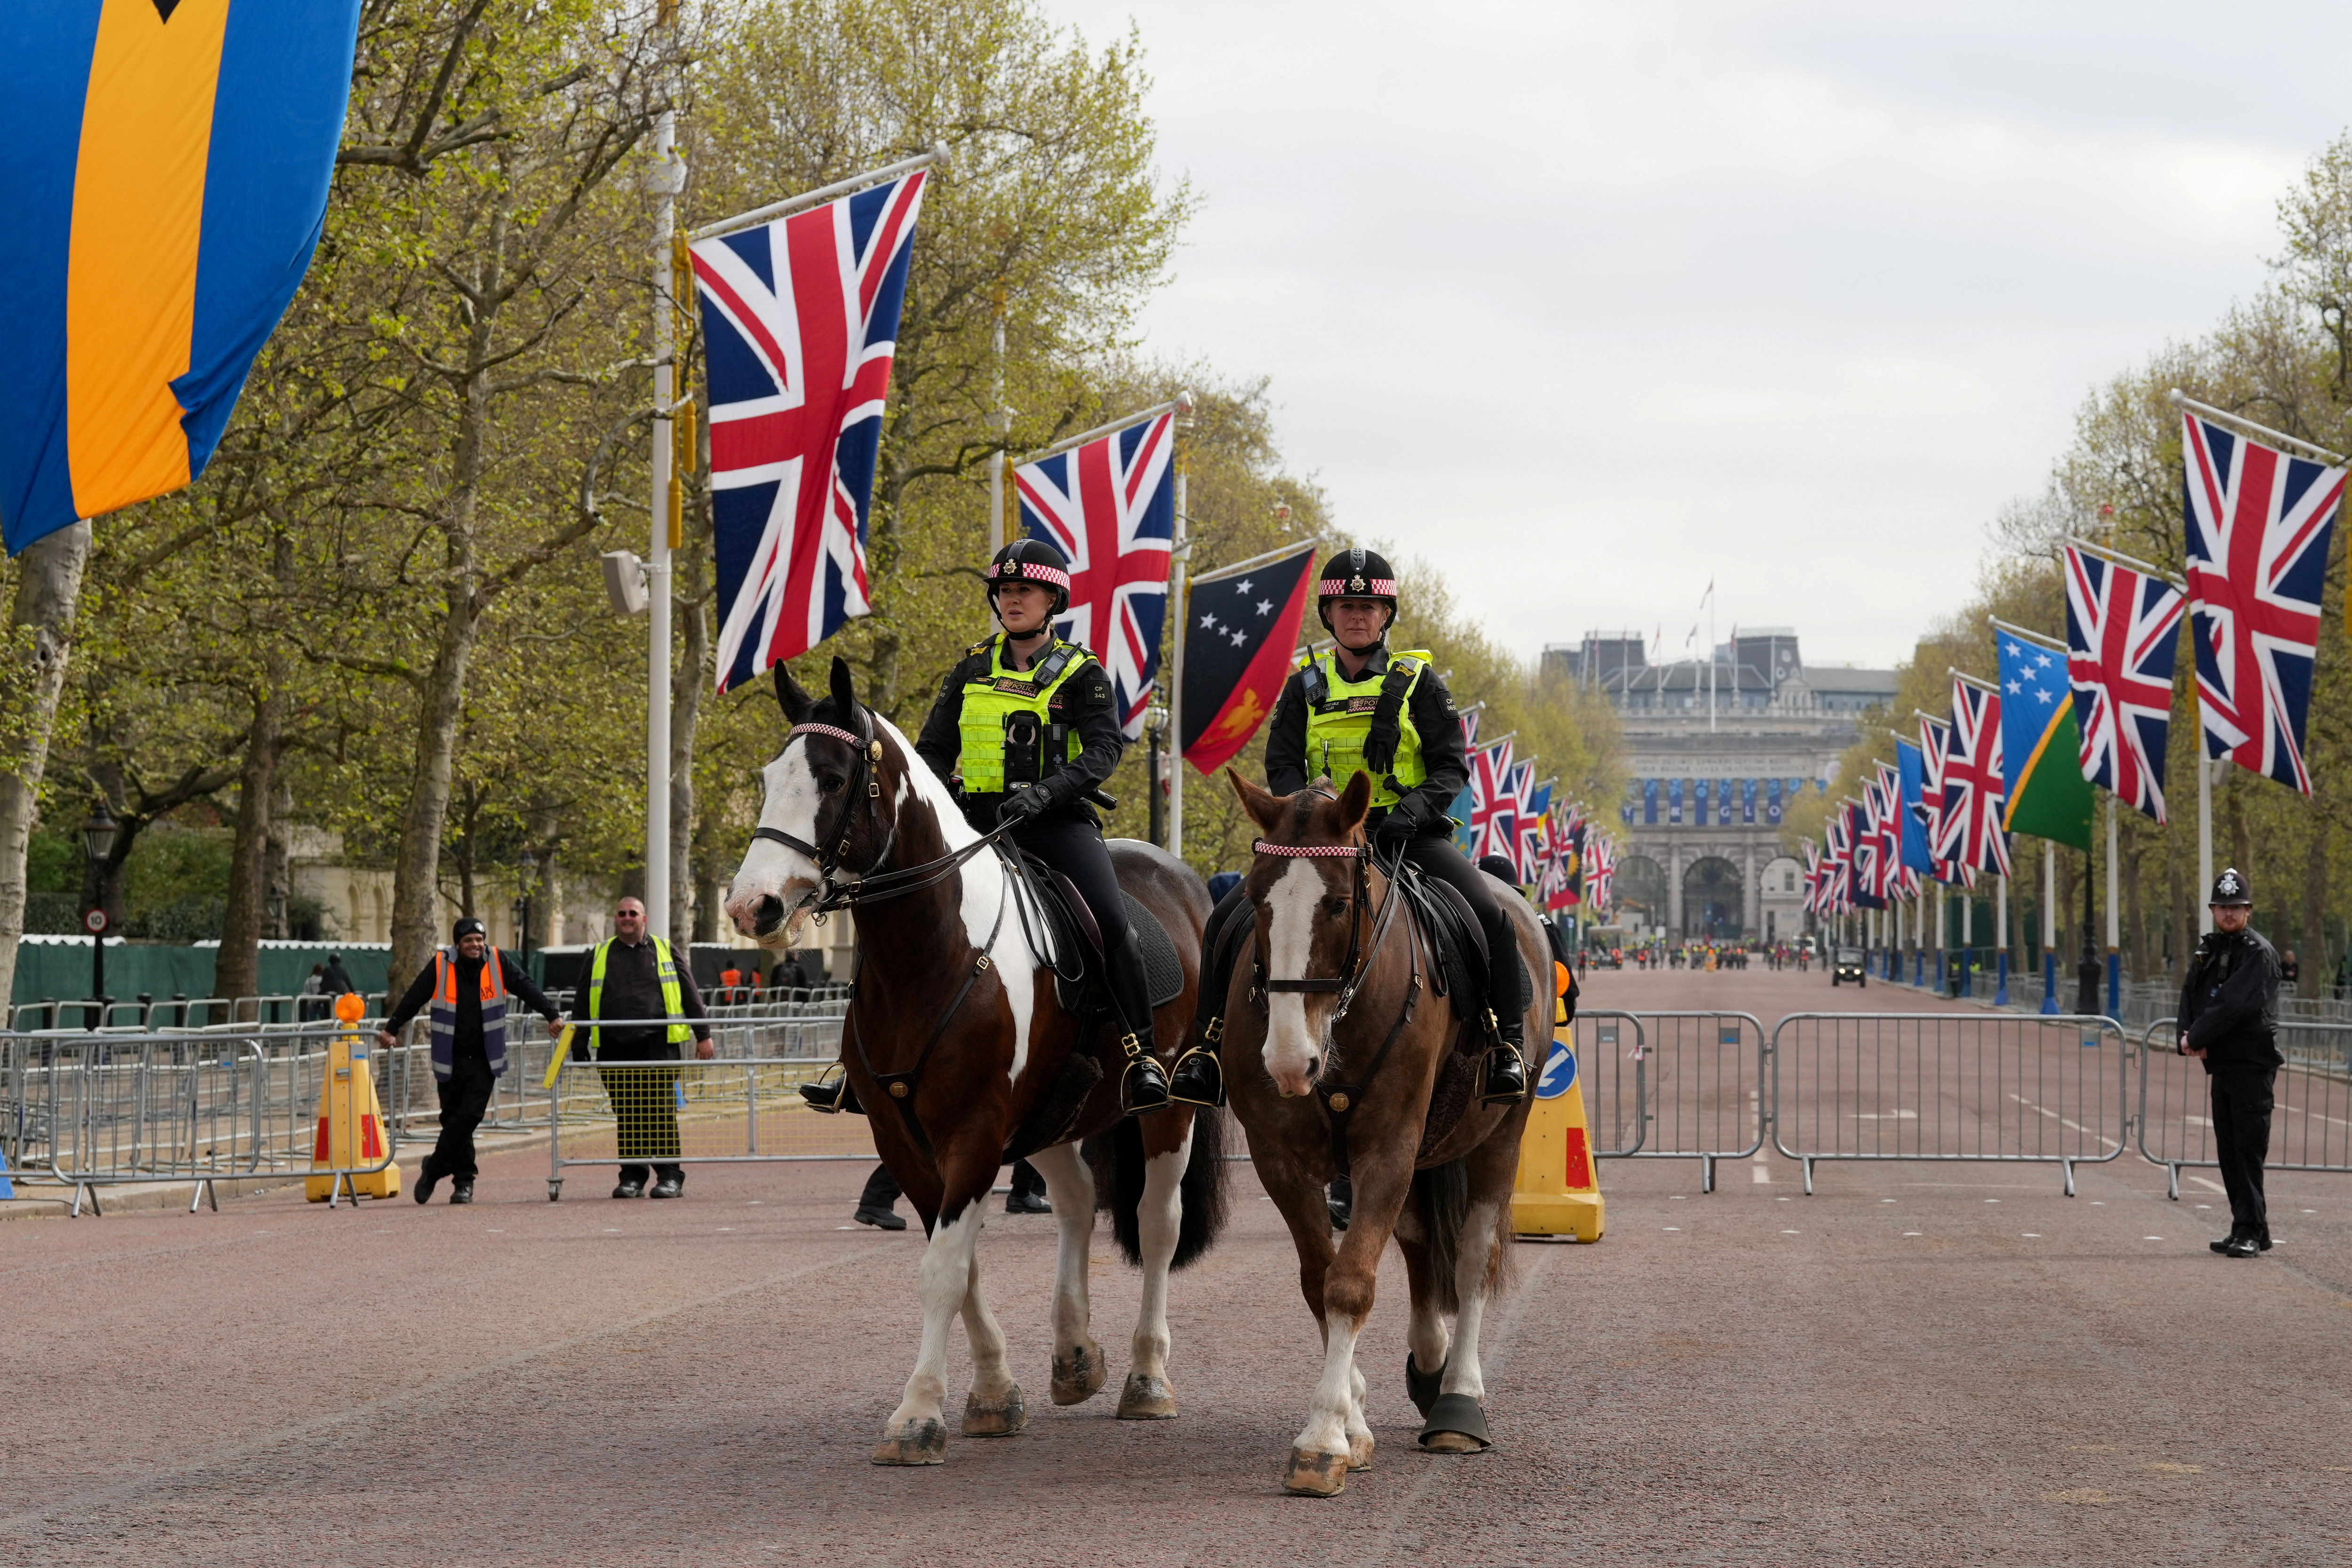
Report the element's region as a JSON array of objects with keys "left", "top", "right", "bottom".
[
  {"left": 1513, "top": 783, "right": 1553, "bottom": 885},
  {"left": 1935, "top": 679, "right": 2011, "bottom": 877},
  {"left": 1915, "top": 714, "right": 1974, "bottom": 889},
  {"left": 1584, "top": 834, "right": 1615, "bottom": 917},
  {"left": 1821, "top": 811, "right": 1852, "bottom": 916},
  {"left": 2181, "top": 413, "right": 2343, "bottom": 794},
  {"left": 2063, "top": 543, "right": 2185, "bottom": 822},
  {"left": 694, "top": 172, "right": 928, "bottom": 692},
  {"left": 1017, "top": 411, "right": 1176, "bottom": 738},
  {"left": 1466, "top": 740, "right": 1517, "bottom": 863},
  {"left": 1801, "top": 839, "right": 1824, "bottom": 915},
  {"left": 1867, "top": 763, "right": 1908, "bottom": 901}
]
